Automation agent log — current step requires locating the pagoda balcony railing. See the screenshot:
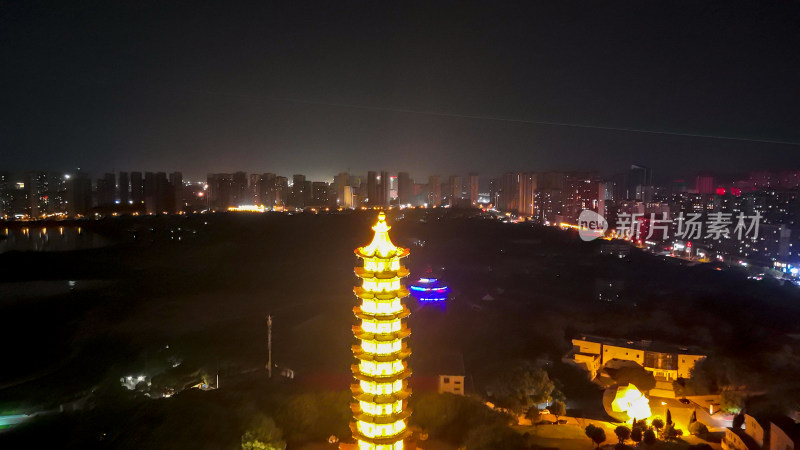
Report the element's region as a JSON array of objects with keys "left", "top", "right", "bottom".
[
  {"left": 354, "top": 247, "right": 411, "bottom": 259},
  {"left": 353, "top": 305, "right": 411, "bottom": 320},
  {"left": 354, "top": 408, "right": 412, "bottom": 424},
  {"left": 350, "top": 384, "right": 412, "bottom": 403},
  {"left": 352, "top": 323, "right": 410, "bottom": 341},
  {"left": 351, "top": 343, "right": 412, "bottom": 362},
  {"left": 351, "top": 365, "right": 412, "bottom": 382},
  {"left": 353, "top": 286, "right": 410, "bottom": 300},
  {"left": 349, "top": 423, "right": 412, "bottom": 445},
  {"left": 349, "top": 399, "right": 409, "bottom": 415},
  {"left": 354, "top": 267, "right": 410, "bottom": 279}
]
